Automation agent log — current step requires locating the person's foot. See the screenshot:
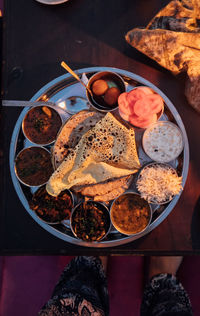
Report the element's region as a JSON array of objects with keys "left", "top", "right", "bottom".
[
  {"left": 99, "top": 256, "right": 108, "bottom": 273},
  {"left": 148, "top": 256, "right": 183, "bottom": 280}
]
